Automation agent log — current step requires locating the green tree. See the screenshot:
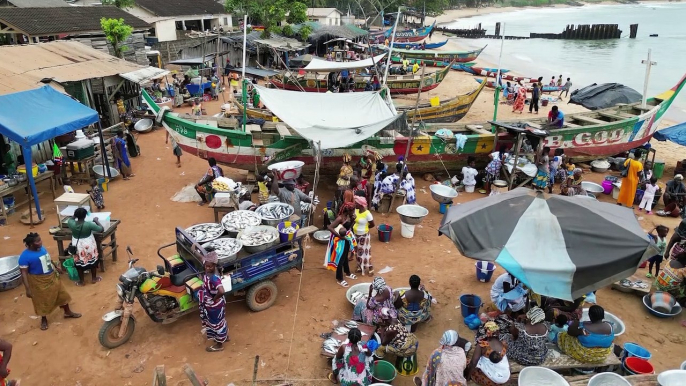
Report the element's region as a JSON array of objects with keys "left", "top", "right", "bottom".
[
  {"left": 100, "top": 18, "right": 133, "bottom": 58},
  {"left": 100, "top": 0, "right": 135, "bottom": 8},
  {"left": 298, "top": 24, "right": 312, "bottom": 40},
  {"left": 224, "top": 0, "right": 309, "bottom": 38},
  {"left": 282, "top": 24, "right": 294, "bottom": 37}
]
